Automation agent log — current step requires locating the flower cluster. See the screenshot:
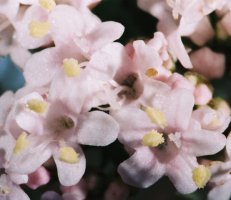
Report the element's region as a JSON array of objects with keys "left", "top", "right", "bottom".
[{"left": 0, "top": 0, "right": 230, "bottom": 199}]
